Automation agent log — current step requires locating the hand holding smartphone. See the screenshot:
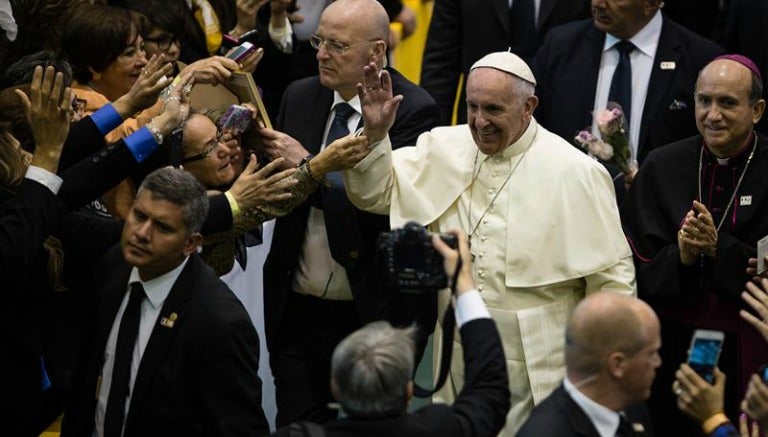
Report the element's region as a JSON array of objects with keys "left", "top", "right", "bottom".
[
  {"left": 687, "top": 329, "right": 725, "bottom": 384},
  {"left": 226, "top": 42, "right": 256, "bottom": 63},
  {"left": 218, "top": 104, "right": 254, "bottom": 136}
]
